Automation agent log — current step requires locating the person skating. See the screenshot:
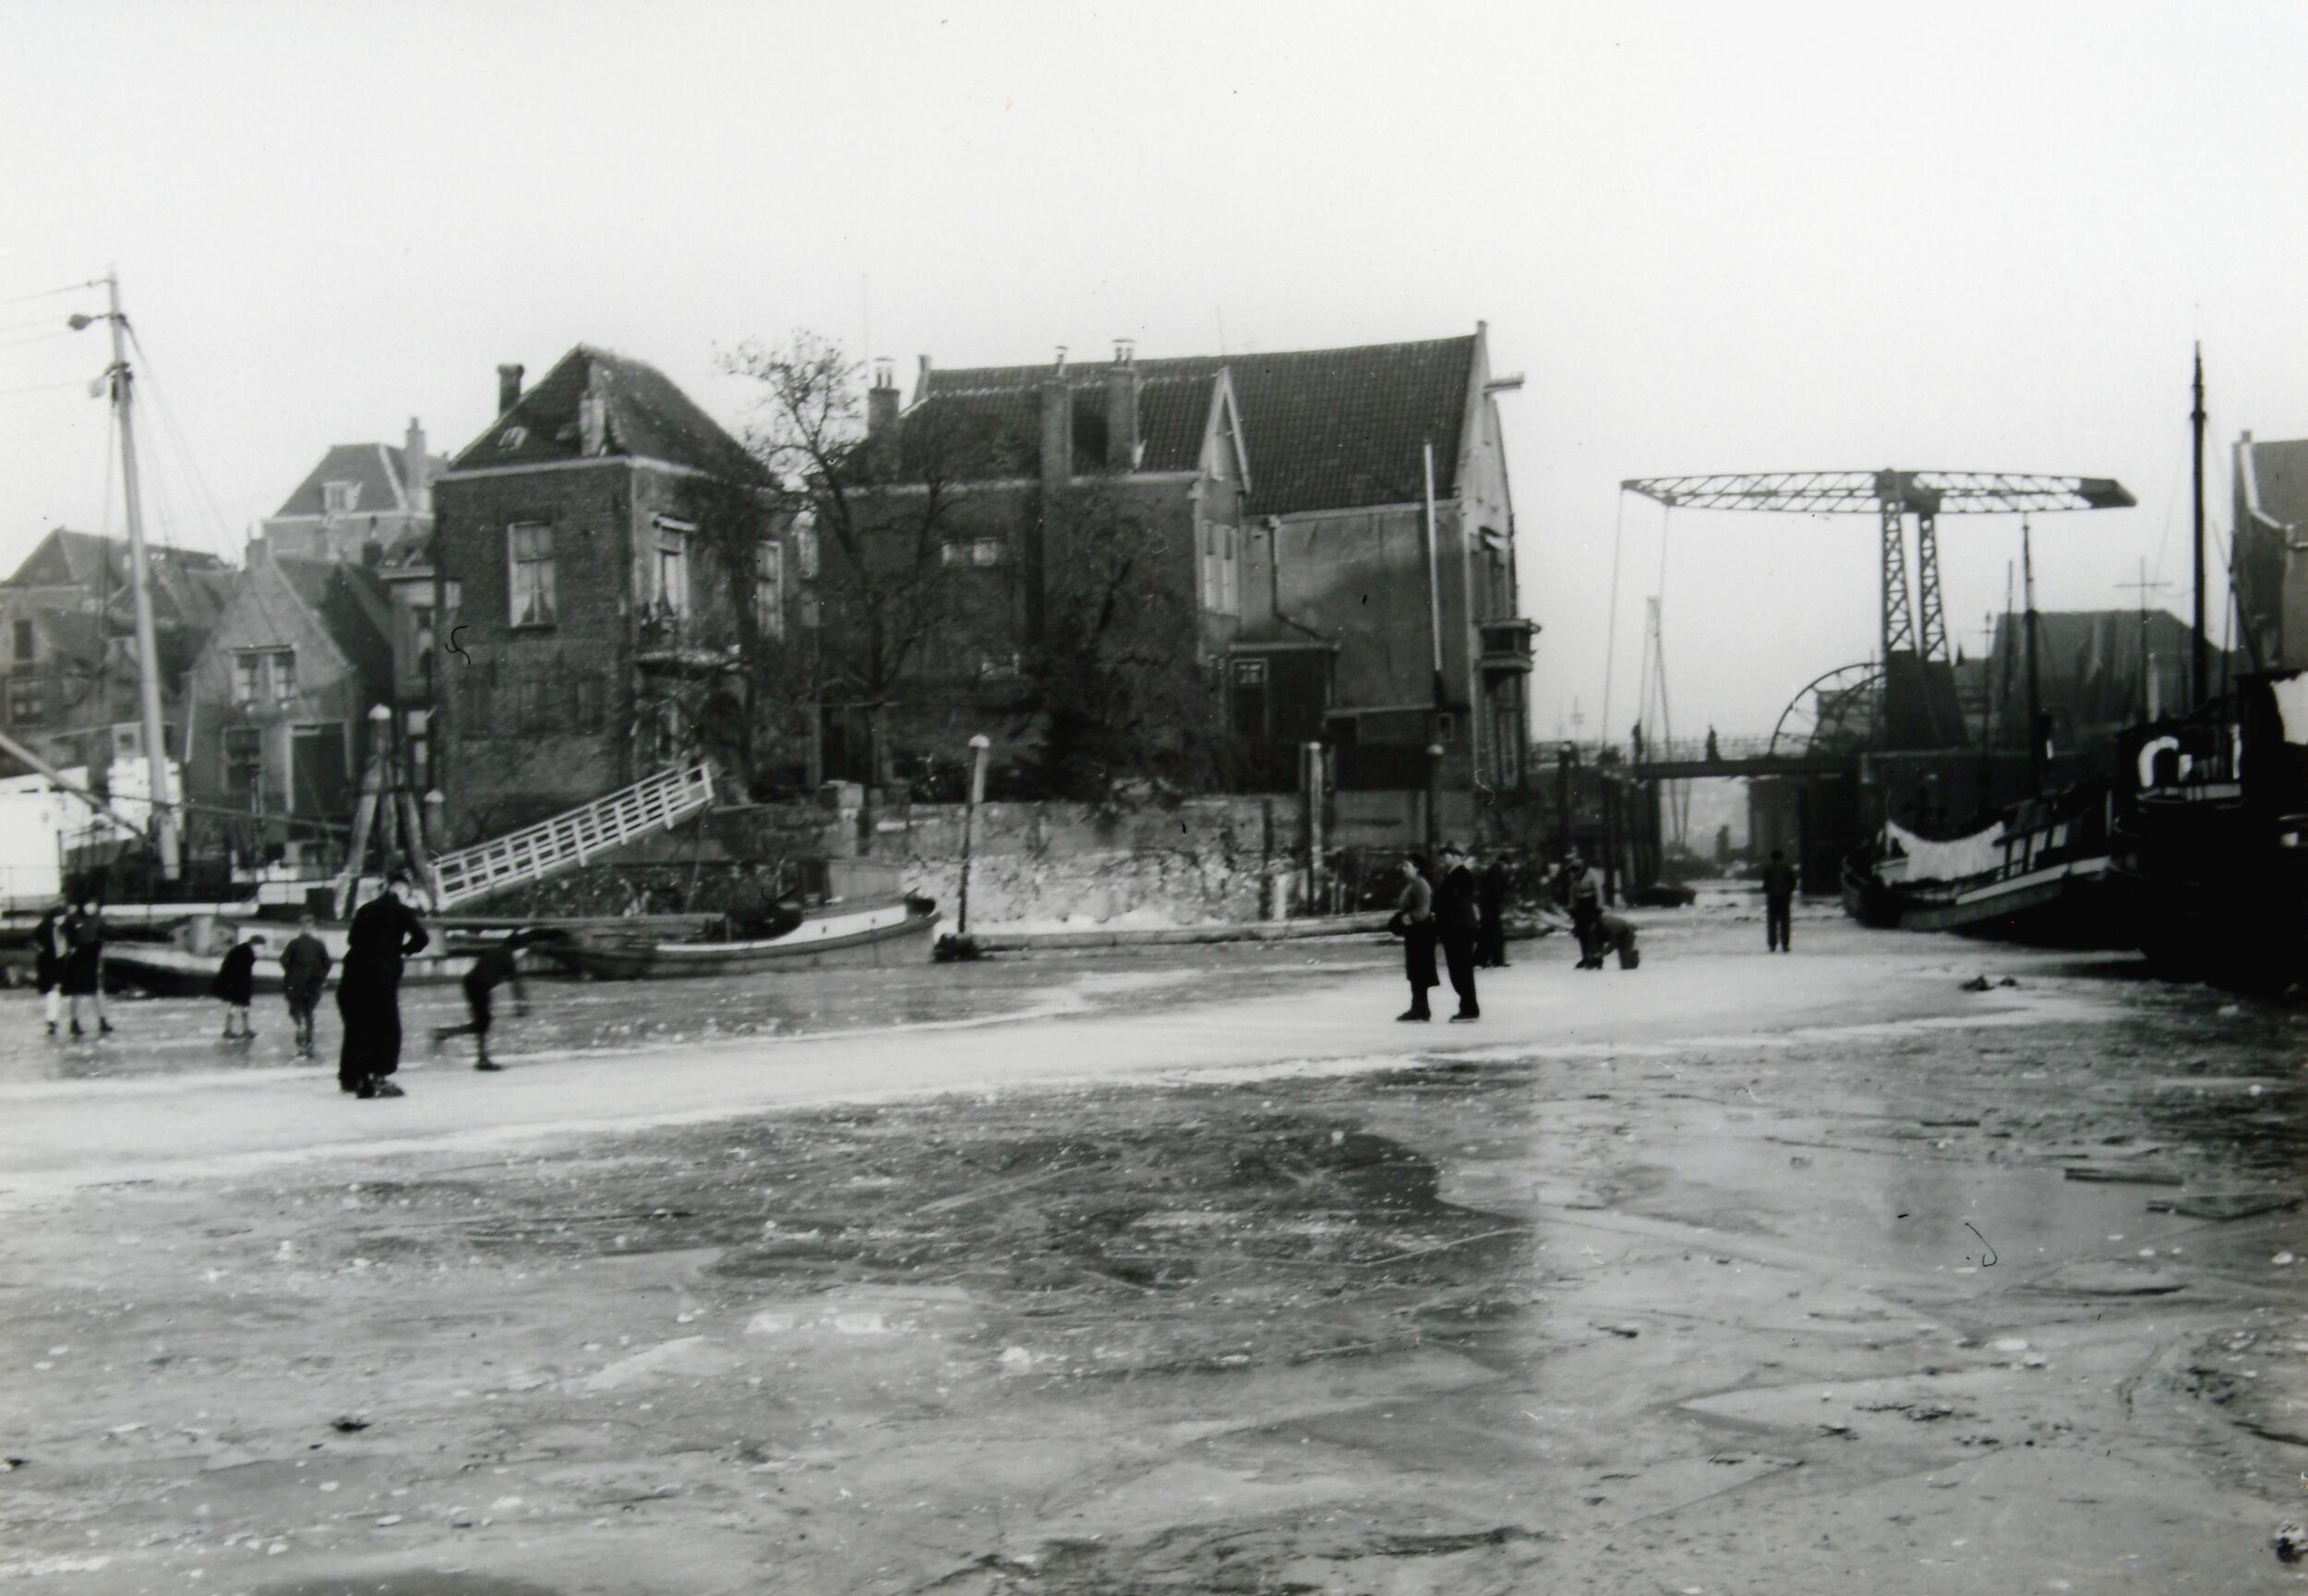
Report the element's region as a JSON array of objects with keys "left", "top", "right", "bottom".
[
  {"left": 1592, "top": 910, "right": 1641, "bottom": 970},
  {"left": 31, "top": 898, "right": 65, "bottom": 1037},
  {"left": 432, "top": 930, "right": 536, "bottom": 1071},
  {"left": 1476, "top": 851, "right": 1511, "bottom": 968},
  {"left": 210, "top": 931, "right": 265, "bottom": 1040},
  {"left": 1761, "top": 847, "right": 1797, "bottom": 954},
  {"left": 1563, "top": 853, "right": 1605, "bottom": 969},
  {"left": 1434, "top": 841, "right": 1482, "bottom": 1022},
  {"left": 60, "top": 900, "right": 112, "bottom": 1038},
  {"left": 280, "top": 917, "right": 332, "bottom": 1058},
  {"left": 337, "top": 875, "right": 428, "bottom": 1098},
  {"left": 1388, "top": 856, "right": 1439, "bottom": 1021}
]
